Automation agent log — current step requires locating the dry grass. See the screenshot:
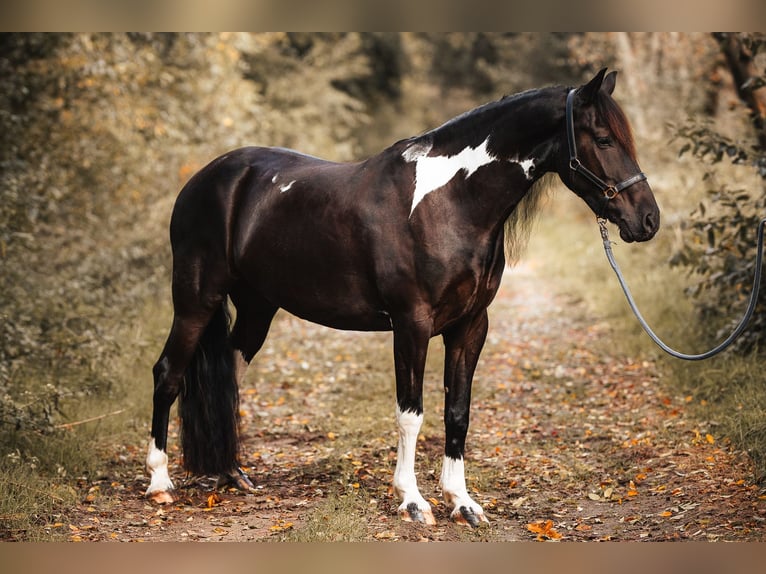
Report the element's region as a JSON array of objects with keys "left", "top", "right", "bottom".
[{"left": 526, "top": 175, "right": 766, "bottom": 481}]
